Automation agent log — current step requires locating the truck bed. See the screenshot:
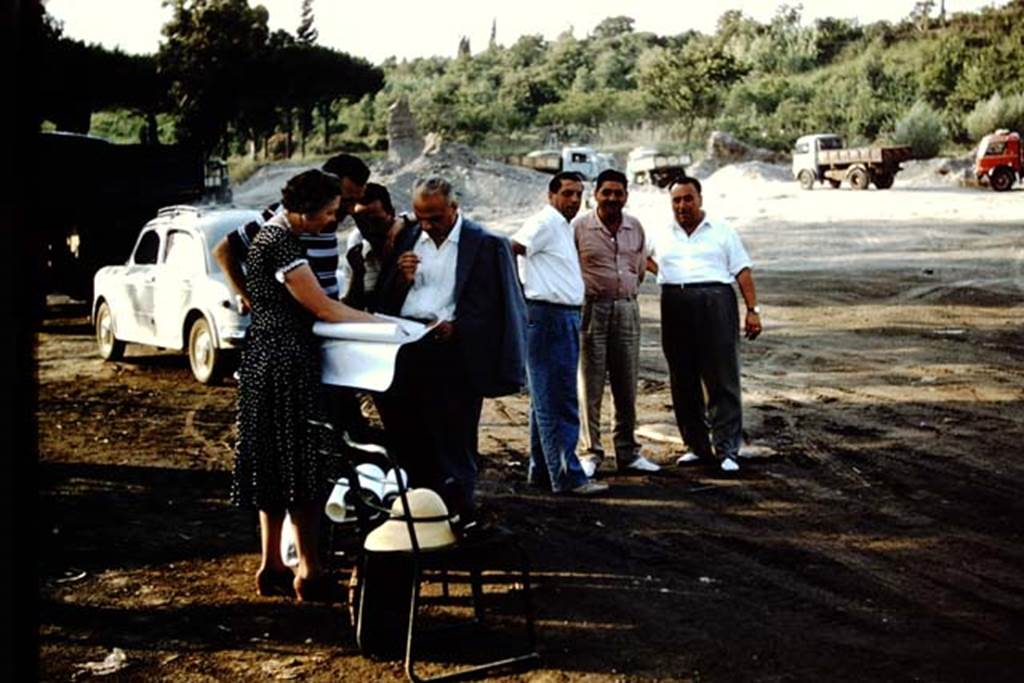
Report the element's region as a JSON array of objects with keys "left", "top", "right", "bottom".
[{"left": 818, "top": 146, "right": 912, "bottom": 165}]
